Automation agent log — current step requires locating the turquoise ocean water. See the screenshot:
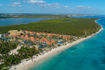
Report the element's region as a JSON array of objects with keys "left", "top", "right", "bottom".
[{"left": 28, "top": 17, "right": 105, "bottom": 70}]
